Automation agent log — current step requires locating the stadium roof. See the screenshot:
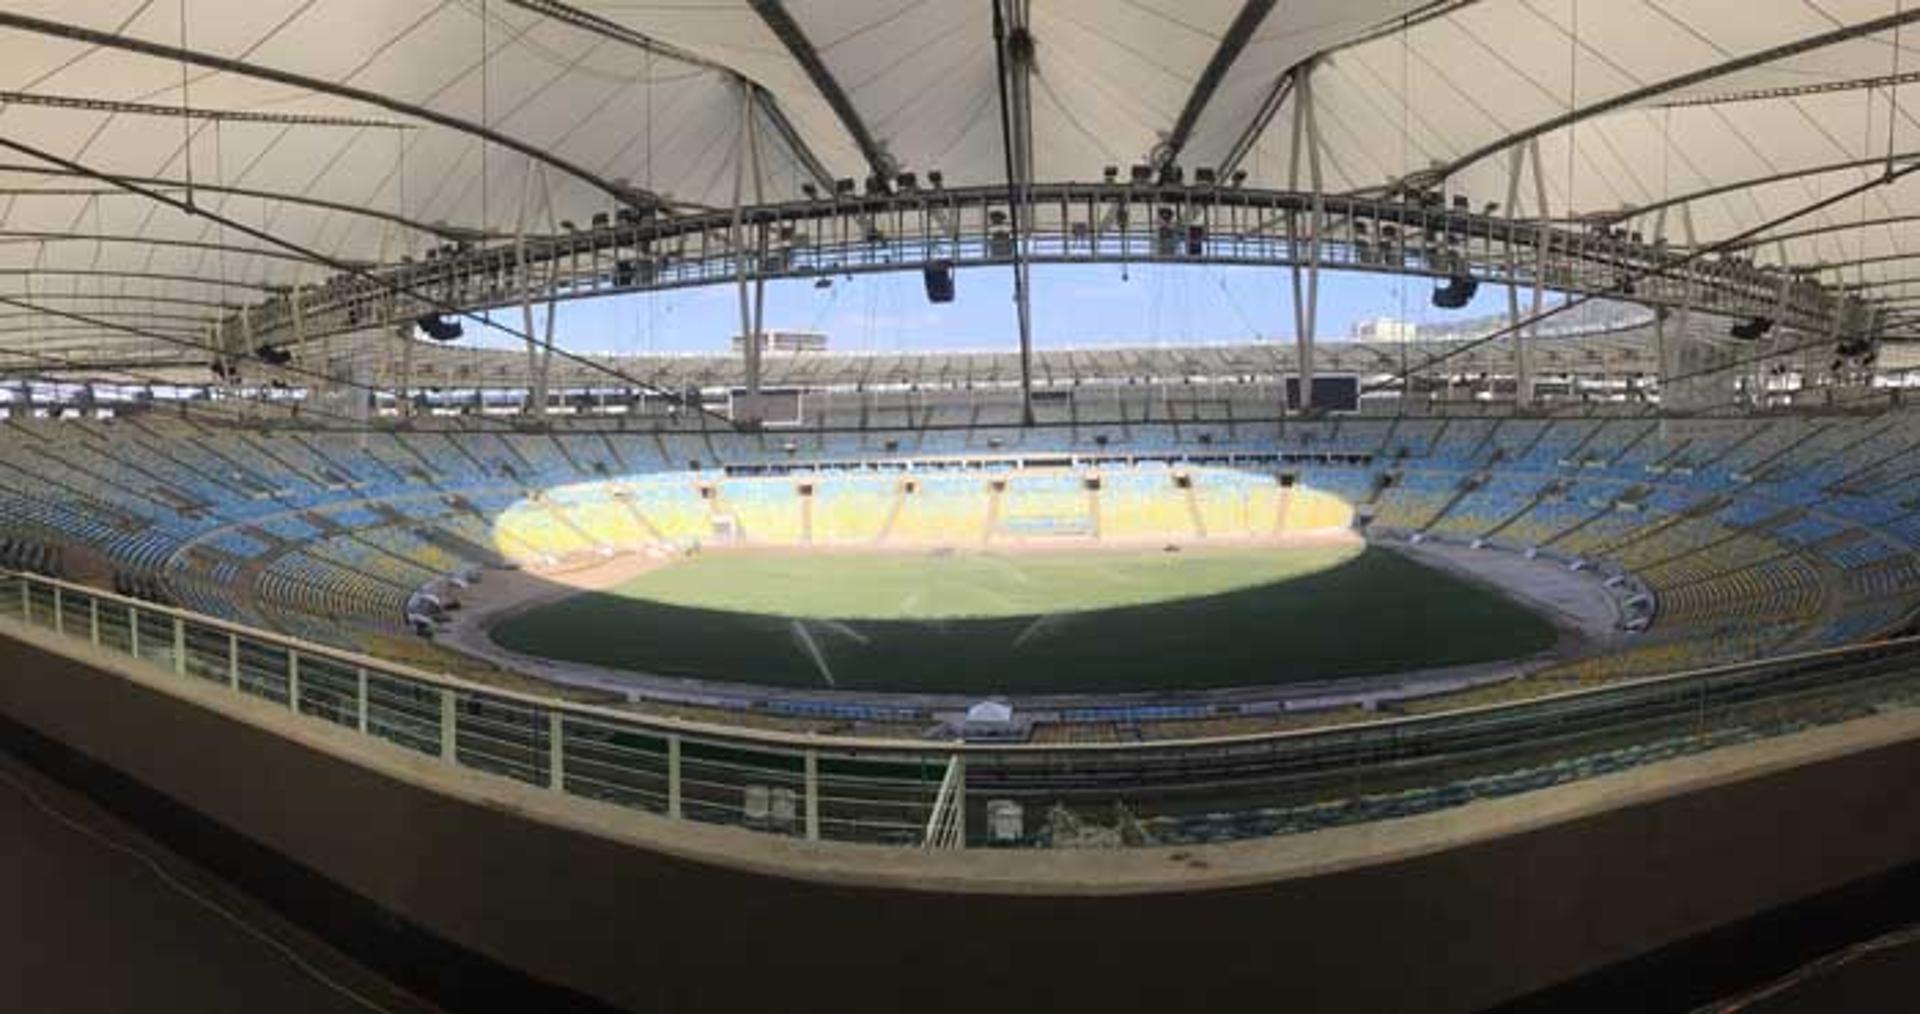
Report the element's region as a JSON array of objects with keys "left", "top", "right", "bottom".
[{"left": 4, "top": 1, "right": 1920, "bottom": 374}]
